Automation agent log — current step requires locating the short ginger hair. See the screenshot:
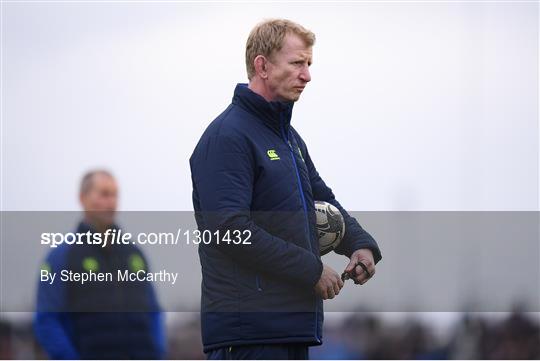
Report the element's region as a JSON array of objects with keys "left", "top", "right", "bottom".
[{"left": 245, "top": 19, "right": 316, "bottom": 80}]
